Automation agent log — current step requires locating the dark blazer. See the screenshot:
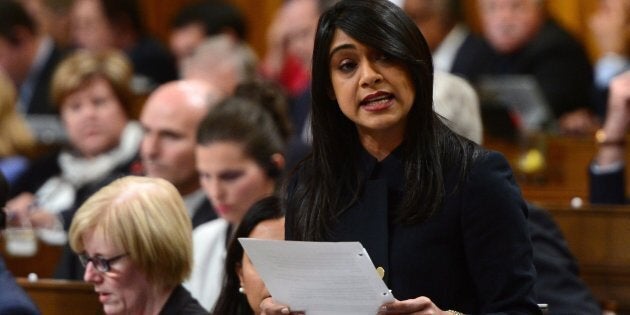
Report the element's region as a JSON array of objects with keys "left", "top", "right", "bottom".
[
  {"left": 286, "top": 149, "right": 540, "bottom": 314},
  {"left": 0, "top": 258, "right": 40, "bottom": 315},
  {"left": 160, "top": 285, "right": 208, "bottom": 315},
  {"left": 192, "top": 198, "right": 217, "bottom": 229},
  {"left": 589, "top": 166, "right": 626, "bottom": 204},
  {"left": 24, "top": 42, "right": 63, "bottom": 115},
  {"left": 527, "top": 204, "right": 601, "bottom": 314},
  {"left": 453, "top": 20, "right": 593, "bottom": 118}
]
